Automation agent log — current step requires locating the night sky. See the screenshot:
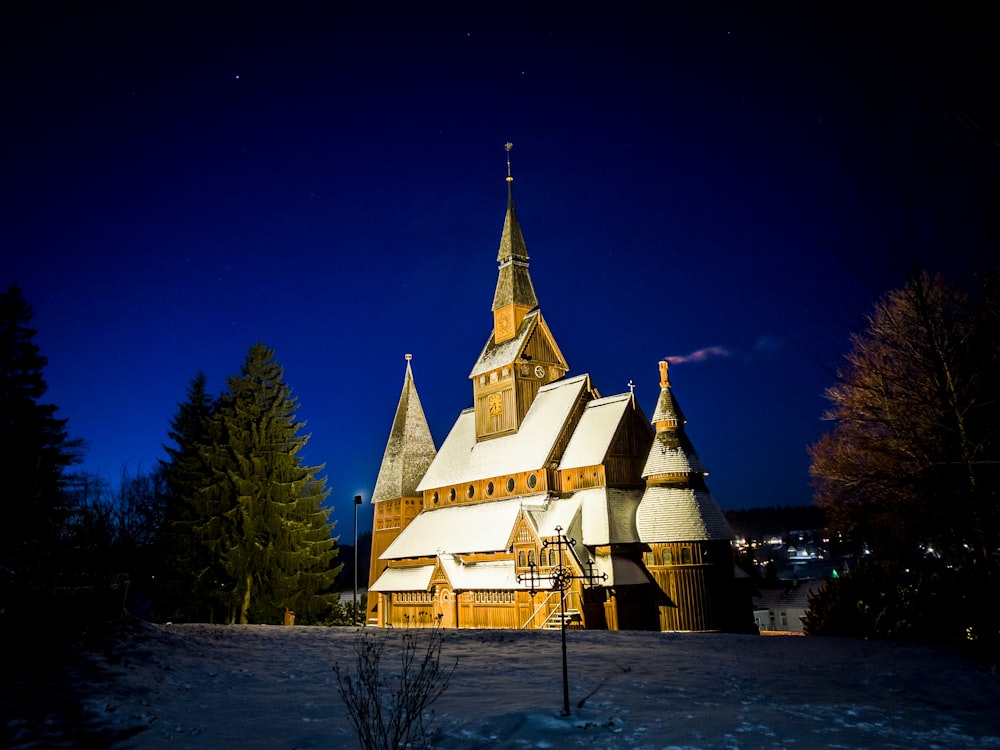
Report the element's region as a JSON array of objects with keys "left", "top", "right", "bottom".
[{"left": 3, "top": 4, "right": 993, "bottom": 537}]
